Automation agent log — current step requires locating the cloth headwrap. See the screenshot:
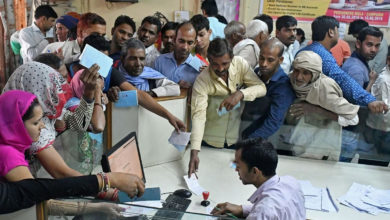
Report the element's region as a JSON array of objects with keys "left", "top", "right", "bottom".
[
  {"left": 71, "top": 69, "right": 85, "bottom": 99},
  {"left": 291, "top": 50, "right": 323, "bottom": 100},
  {"left": 56, "top": 15, "right": 79, "bottom": 30},
  {"left": 291, "top": 51, "right": 359, "bottom": 120},
  {"left": 3, "top": 62, "right": 72, "bottom": 154},
  {"left": 0, "top": 90, "right": 36, "bottom": 176},
  {"left": 0, "top": 90, "right": 36, "bottom": 152}
]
